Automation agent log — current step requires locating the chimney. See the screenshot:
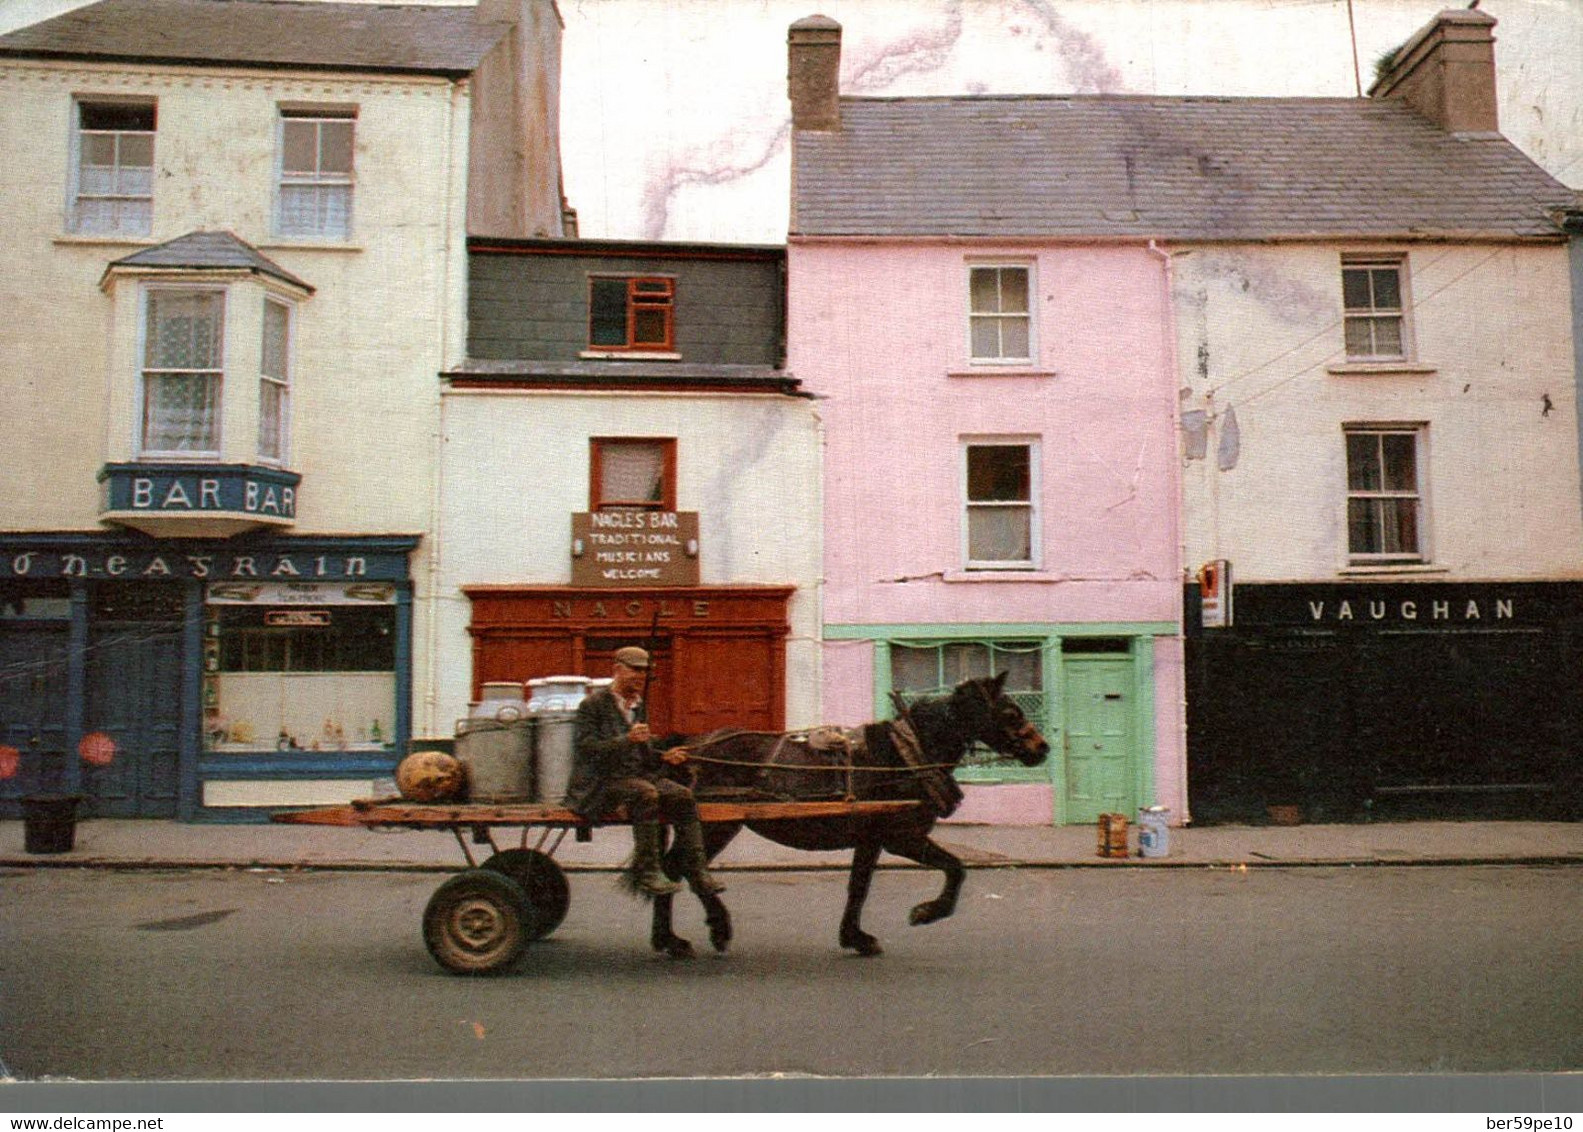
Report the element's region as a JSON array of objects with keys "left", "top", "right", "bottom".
[
  {"left": 788, "top": 15, "right": 841, "bottom": 132},
  {"left": 1368, "top": 8, "right": 1499, "bottom": 134}
]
